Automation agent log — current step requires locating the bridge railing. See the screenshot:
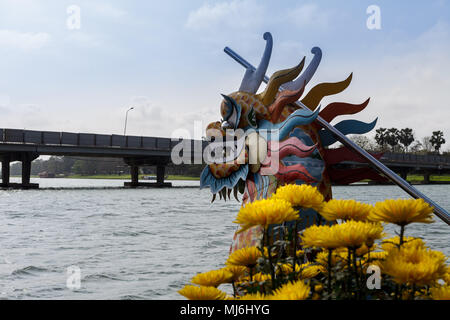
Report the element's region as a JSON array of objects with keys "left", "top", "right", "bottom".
[
  {"left": 382, "top": 152, "right": 450, "bottom": 165},
  {"left": 0, "top": 128, "right": 207, "bottom": 151}
]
